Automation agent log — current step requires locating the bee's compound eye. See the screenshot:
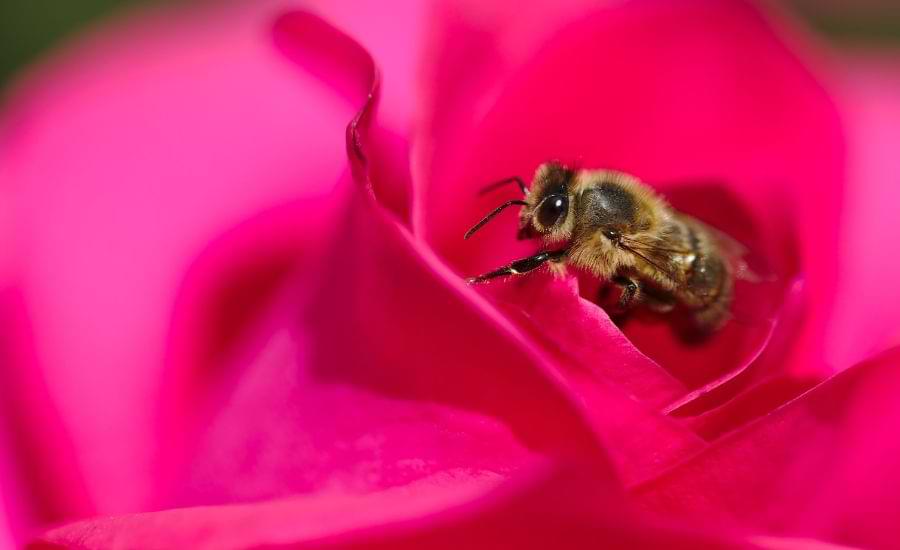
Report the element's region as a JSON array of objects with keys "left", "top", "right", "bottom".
[{"left": 536, "top": 194, "right": 568, "bottom": 228}]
